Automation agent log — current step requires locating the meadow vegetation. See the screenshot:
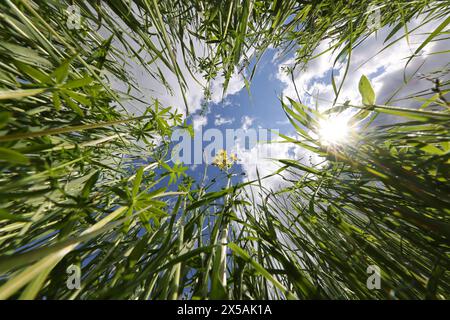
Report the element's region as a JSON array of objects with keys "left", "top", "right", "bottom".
[{"left": 0, "top": 0, "right": 449, "bottom": 299}]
